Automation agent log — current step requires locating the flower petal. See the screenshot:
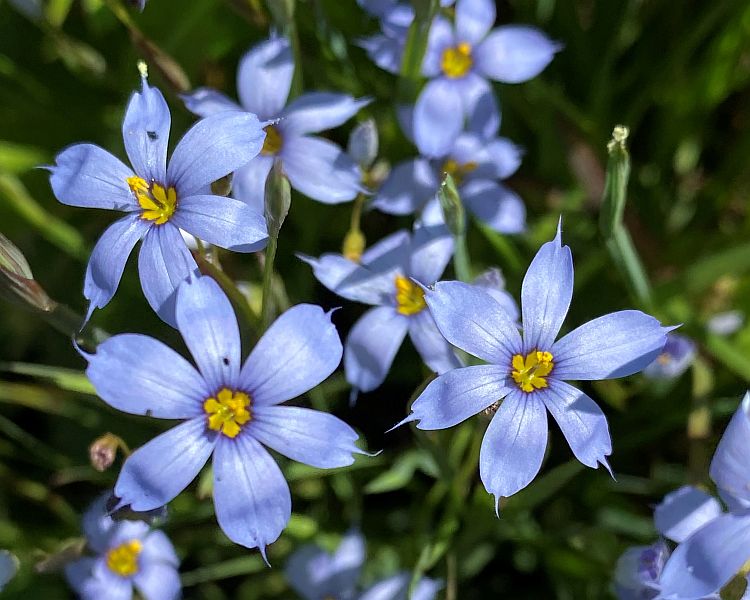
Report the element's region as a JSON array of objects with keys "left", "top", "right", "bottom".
[
  {"left": 329, "top": 530, "right": 366, "bottom": 594},
  {"left": 138, "top": 223, "right": 199, "bottom": 327},
  {"left": 345, "top": 306, "right": 409, "bottom": 393},
  {"left": 480, "top": 390, "right": 548, "bottom": 509},
  {"left": 450, "top": 73, "right": 500, "bottom": 140},
  {"left": 643, "top": 333, "right": 696, "bottom": 380},
  {"left": 66, "top": 558, "right": 132, "bottom": 600},
  {"left": 180, "top": 87, "right": 242, "bottom": 117},
  {"left": 710, "top": 392, "right": 750, "bottom": 507},
  {"left": 485, "top": 137, "right": 523, "bottom": 178},
  {"left": 408, "top": 309, "right": 461, "bottom": 374},
  {"left": 281, "top": 135, "right": 362, "bottom": 203},
  {"left": 298, "top": 253, "right": 397, "bottom": 305},
  {"left": 357, "top": 33, "right": 403, "bottom": 75},
  {"left": 142, "top": 530, "right": 180, "bottom": 566},
  {"left": 86, "top": 333, "right": 209, "bottom": 419},
  {"left": 240, "top": 304, "right": 342, "bottom": 405},
  {"left": 551, "top": 310, "right": 669, "bottom": 380},
  {"left": 538, "top": 380, "right": 611, "bottom": 470},
  {"left": 413, "top": 77, "right": 464, "bottom": 158},
  {"left": 134, "top": 561, "right": 181, "bottom": 600},
  {"left": 232, "top": 155, "right": 274, "bottom": 214},
  {"left": 359, "top": 573, "right": 441, "bottom": 600},
  {"left": 475, "top": 26, "right": 561, "bottom": 83},
  {"left": 174, "top": 275, "right": 241, "bottom": 393},
  {"left": 654, "top": 485, "right": 723, "bottom": 544},
  {"left": 282, "top": 92, "right": 371, "bottom": 136},
  {"left": 48, "top": 144, "right": 137, "bottom": 210},
  {"left": 114, "top": 417, "right": 216, "bottom": 511},
  {"left": 251, "top": 405, "right": 360, "bottom": 468},
  {"left": 172, "top": 194, "right": 268, "bottom": 253},
  {"left": 521, "top": 224, "right": 573, "bottom": 352},
  {"left": 122, "top": 76, "right": 170, "bottom": 183},
  {"left": 370, "top": 158, "right": 438, "bottom": 215},
  {"left": 168, "top": 111, "right": 265, "bottom": 198},
  {"left": 404, "top": 364, "right": 511, "bottom": 430},
  {"left": 421, "top": 16, "right": 455, "bottom": 77},
  {"left": 84, "top": 214, "right": 150, "bottom": 320},
  {"left": 213, "top": 435, "right": 291, "bottom": 554},
  {"left": 455, "top": 0, "right": 496, "bottom": 45},
  {"left": 660, "top": 512, "right": 750, "bottom": 599},
  {"left": 424, "top": 280, "right": 523, "bottom": 364},
  {"left": 462, "top": 179, "right": 526, "bottom": 233},
  {"left": 237, "top": 37, "right": 293, "bottom": 119},
  {"left": 361, "top": 229, "right": 412, "bottom": 267},
  {"left": 408, "top": 223, "right": 454, "bottom": 283}
]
